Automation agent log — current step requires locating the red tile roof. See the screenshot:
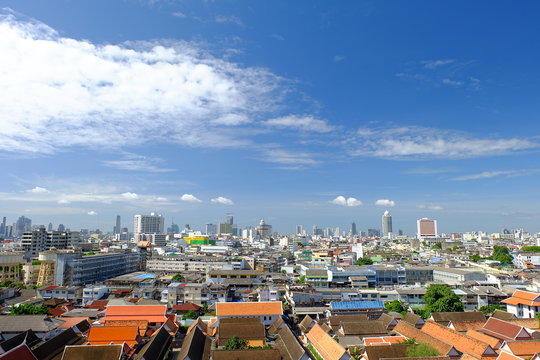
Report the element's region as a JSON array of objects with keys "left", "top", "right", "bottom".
[
  {"left": 86, "top": 300, "right": 109, "bottom": 311},
  {"left": 306, "top": 324, "right": 347, "bottom": 360},
  {"left": 481, "top": 318, "right": 532, "bottom": 341},
  {"left": 503, "top": 341, "right": 540, "bottom": 356},
  {"left": 171, "top": 302, "right": 201, "bottom": 312},
  {"left": 104, "top": 305, "right": 167, "bottom": 323}
]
